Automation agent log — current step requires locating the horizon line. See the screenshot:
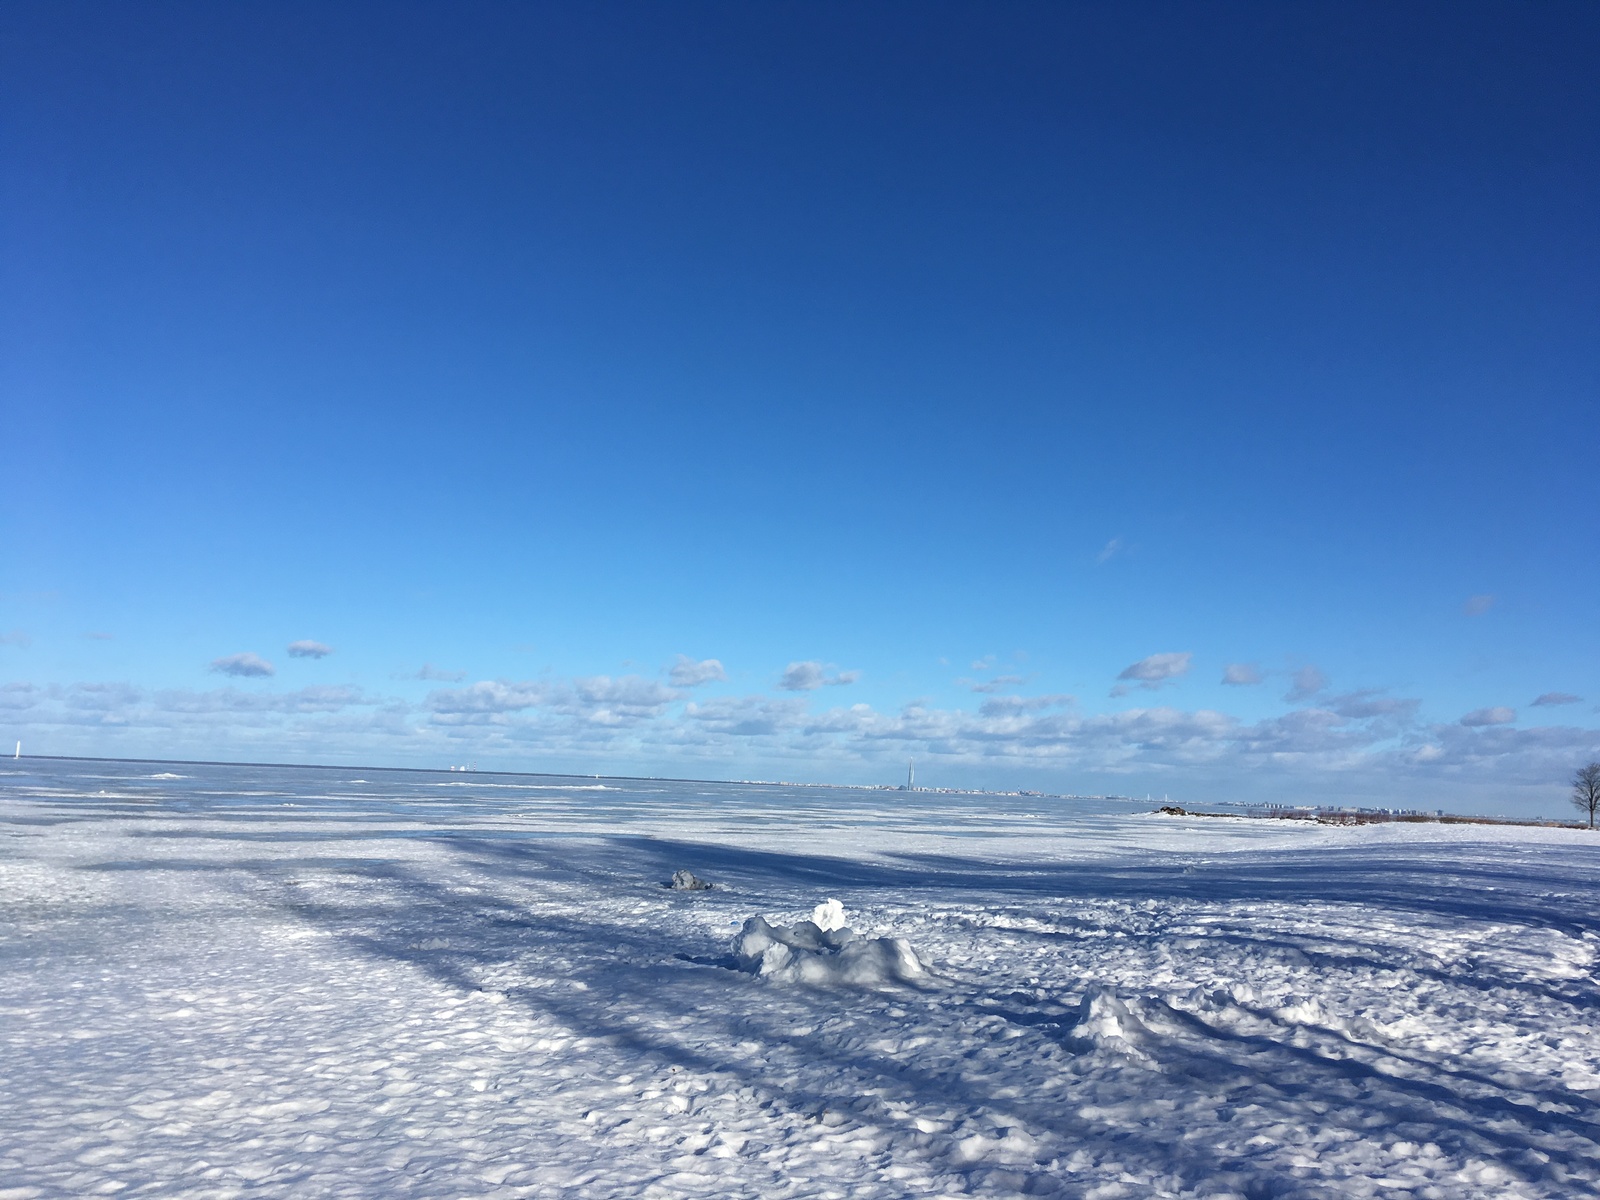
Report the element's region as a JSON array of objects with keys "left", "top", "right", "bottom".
[{"left": 7, "top": 751, "right": 1108, "bottom": 799}]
